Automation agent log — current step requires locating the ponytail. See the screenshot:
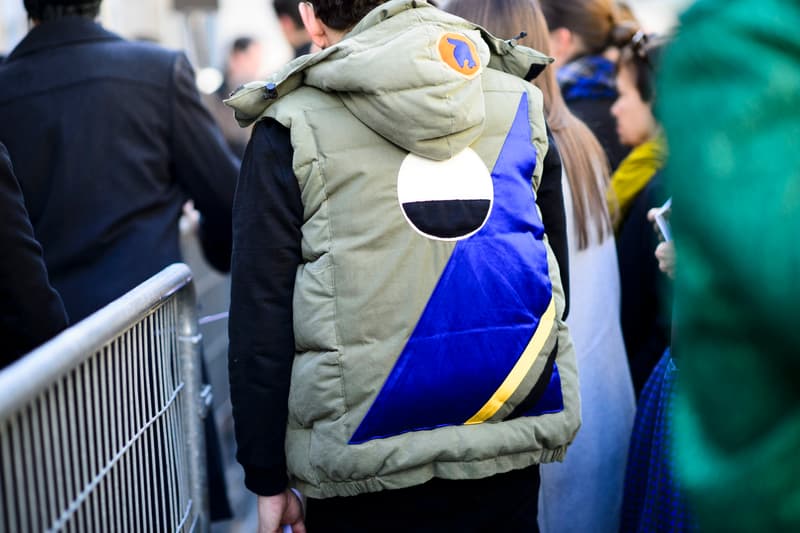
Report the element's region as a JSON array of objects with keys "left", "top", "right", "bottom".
[
  {"left": 540, "top": 0, "right": 639, "bottom": 56},
  {"left": 608, "top": 21, "right": 639, "bottom": 50}
]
